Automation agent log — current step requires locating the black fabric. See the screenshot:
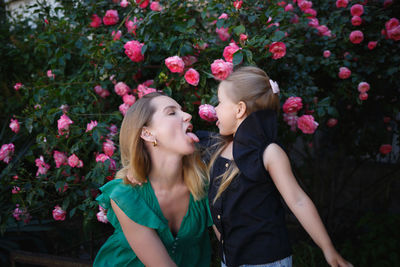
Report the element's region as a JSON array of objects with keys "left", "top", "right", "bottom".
[{"left": 199, "top": 110, "right": 292, "bottom": 267}]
